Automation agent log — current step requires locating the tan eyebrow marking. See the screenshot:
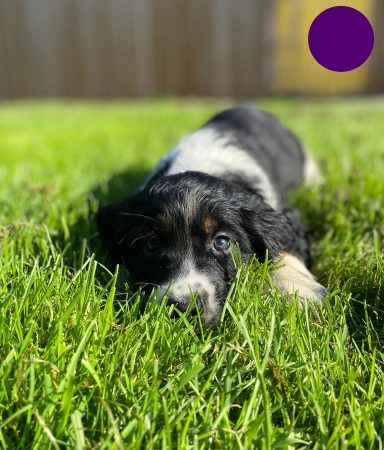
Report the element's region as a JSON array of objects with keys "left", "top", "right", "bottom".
[{"left": 202, "top": 216, "right": 218, "bottom": 235}]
